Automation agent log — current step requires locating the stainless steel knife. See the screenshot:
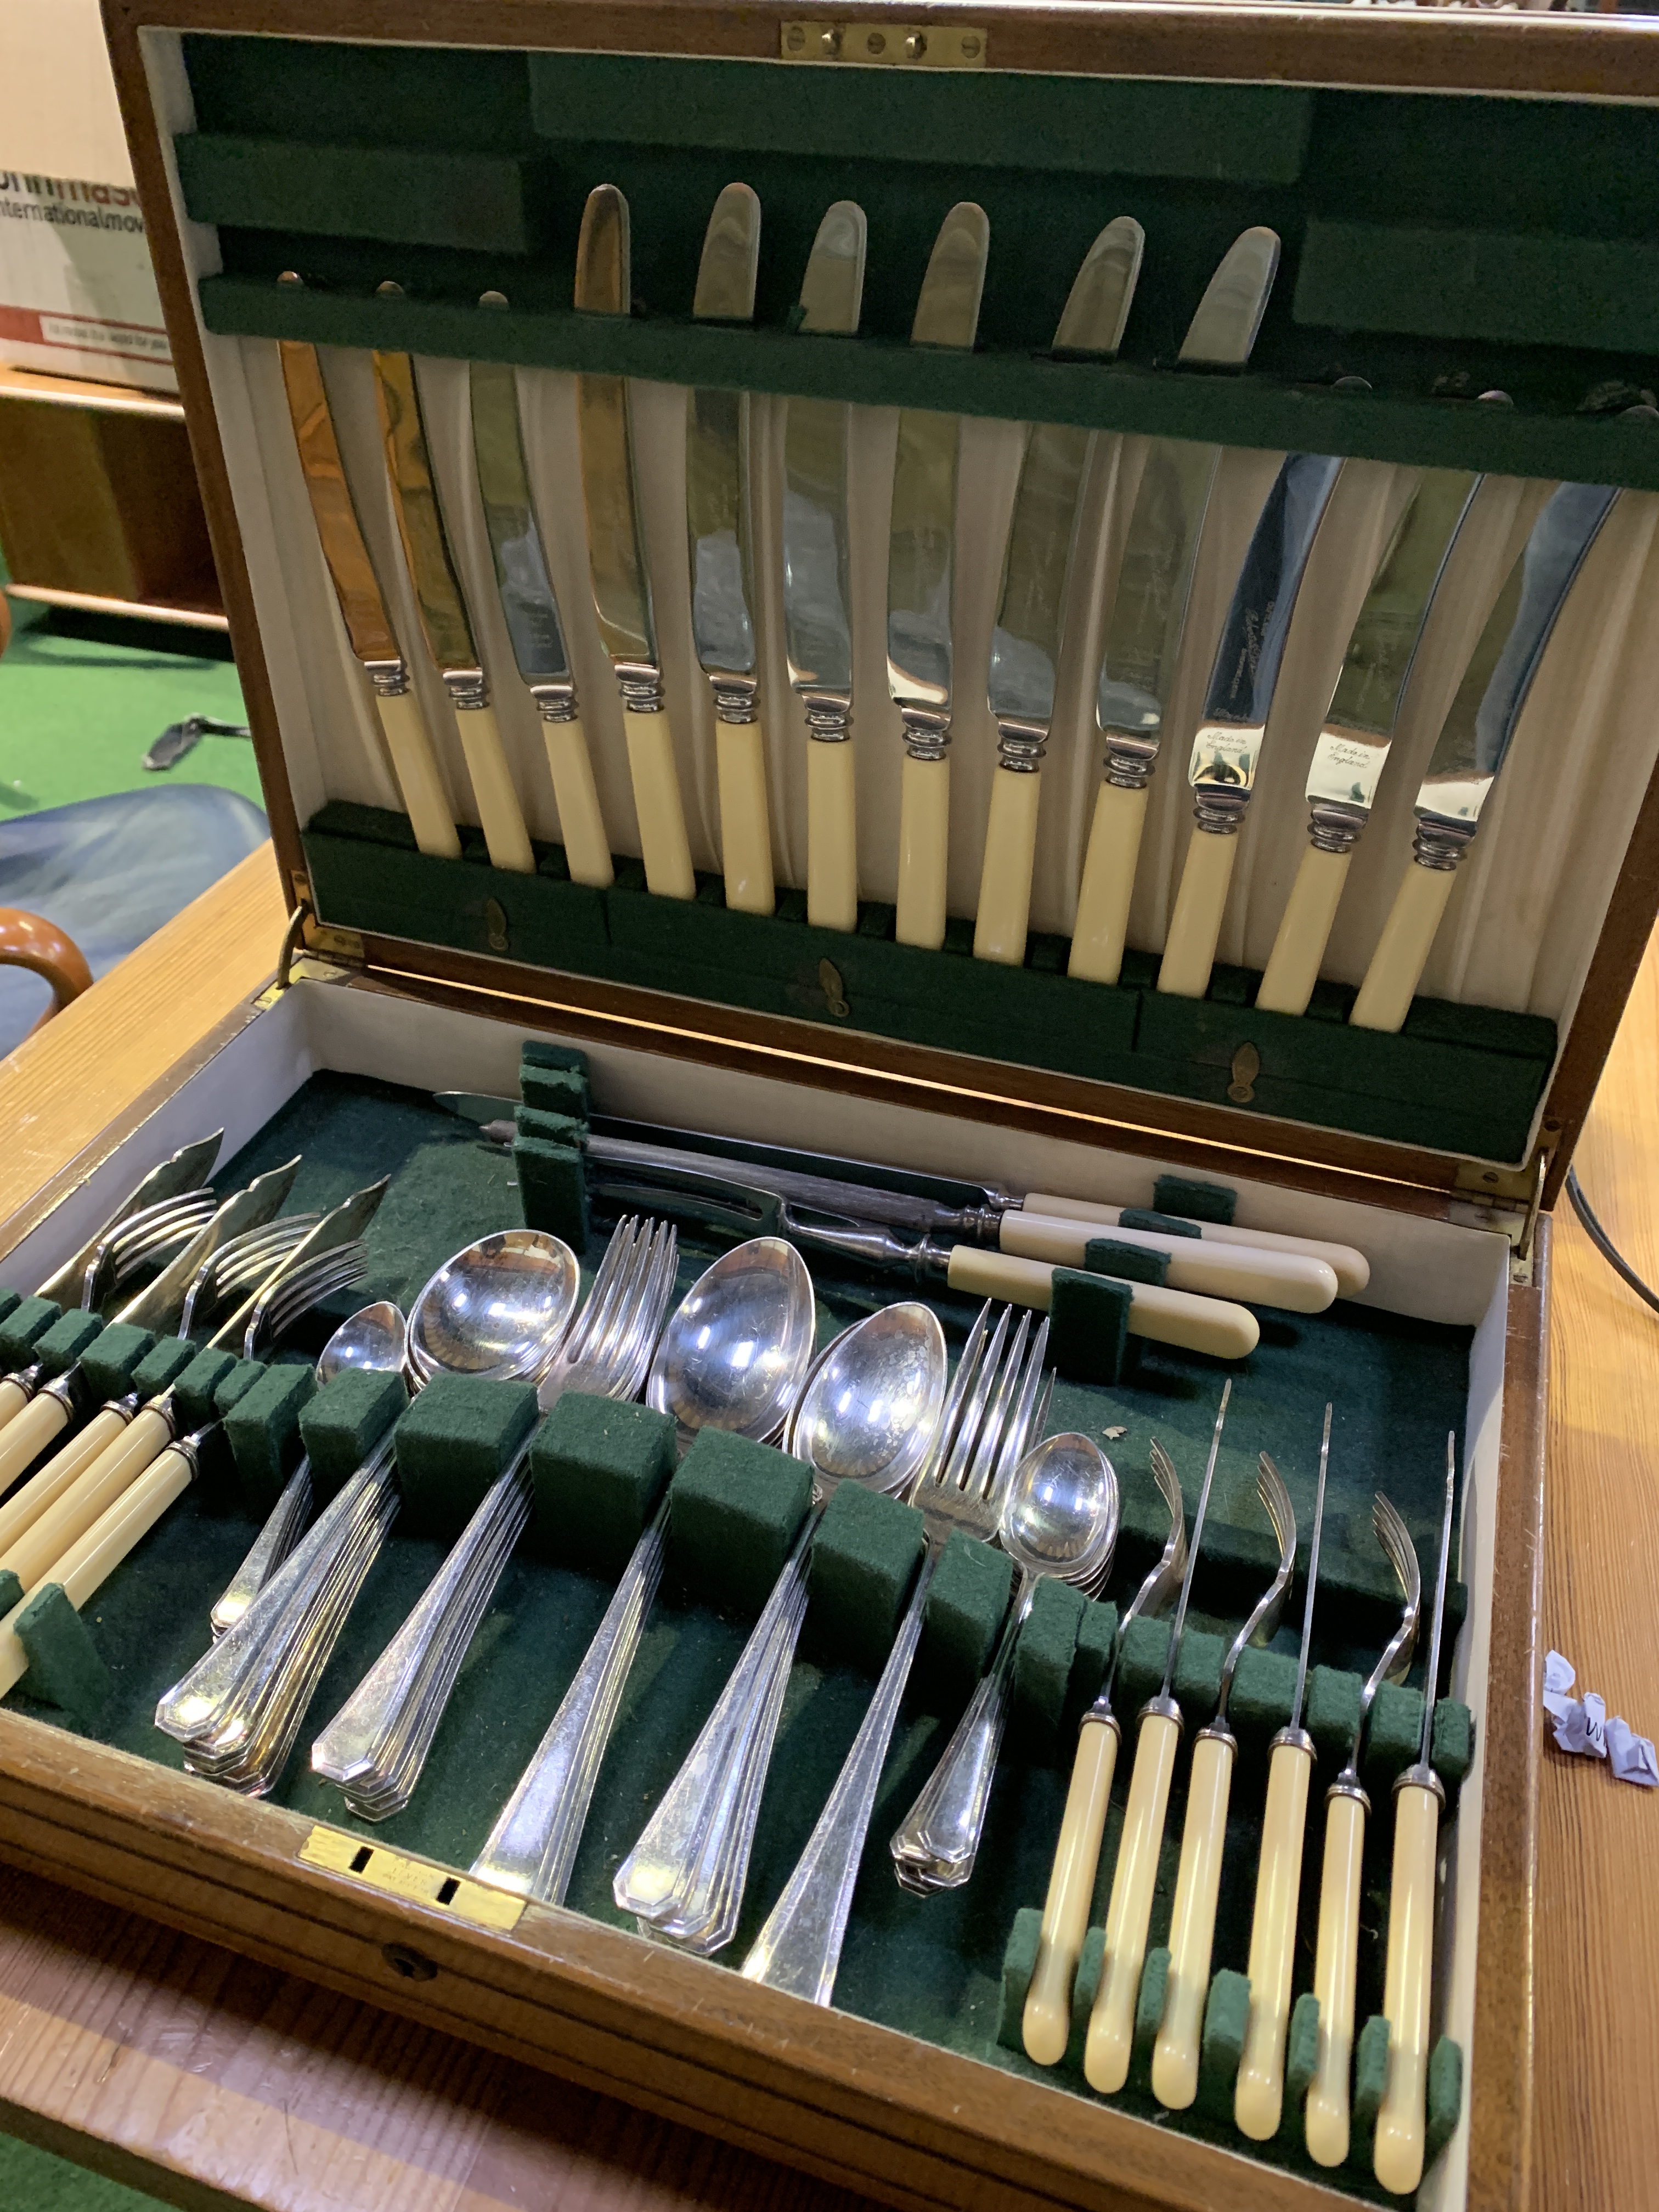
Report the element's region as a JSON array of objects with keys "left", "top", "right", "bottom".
[
  {"left": 277, "top": 329, "right": 459, "bottom": 860},
  {"left": 371, "top": 343, "right": 535, "bottom": 874},
  {"left": 470, "top": 346, "right": 613, "bottom": 888},
  {"left": 1254, "top": 466, "right": 1481, "bottom": 1016},
  {"left": 974, "top": 218, "right": 1144, "bottom": 968},
  {"left": 1157, "top": 443, "right": 1346, "bottom": 999},
  {"left": 687, "top": 183, "right": 774, "bottom": 917},
  {"left": 783, "top": 199, "right": 867, "bottom": 931},
  {"left": 885, "top": 200, "right": 992, "bottom": 950},
  {"left": 1067, "top": 228, "right": 1282, "bottom": 986},
  {"left": 574, "top": 183, "right": 695, "bottom": 901},
  {"left": 1351, "top": 469, "right": 1629, "bottom": 1032}
]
